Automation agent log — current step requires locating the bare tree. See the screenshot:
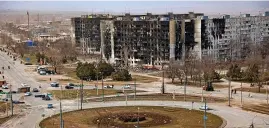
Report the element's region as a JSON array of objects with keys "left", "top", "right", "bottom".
[
  {"left": 14, "top": 43, "right": 27, "bottom": 58},
  {"left": 166, "top": 61, "right": 183, "bottom": 84}
]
